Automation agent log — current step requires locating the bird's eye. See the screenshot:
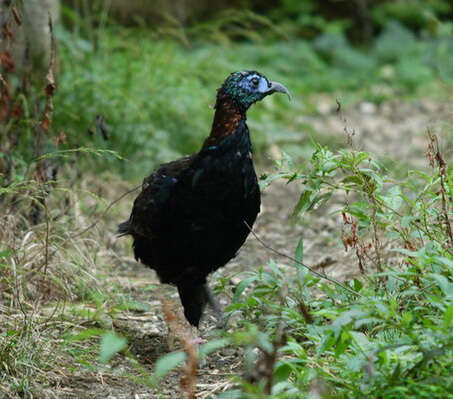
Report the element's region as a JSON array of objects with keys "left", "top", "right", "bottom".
[{"left": 251, "top": 77, "right": 259, "bottom": 87}]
